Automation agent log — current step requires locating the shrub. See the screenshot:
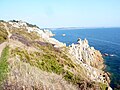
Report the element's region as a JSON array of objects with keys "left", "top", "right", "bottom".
[
  {"left": 26, "top": 22, "right": 39, "bottom": 28},
  {"left": 9, "top": 20, "right": 19, "bottom": 23},
  {"left": 11, "top": 43, "right": 84, "bottom": 86},
  {"left": 0, "top": 28, "right": 8, "bottom": 44},
  {"left": 64, "top": 70, "right": 74, "bottom": 82},
  {"left": 11, "top": 48, "right": 64, "bottom": 75},
  {"left": 37, "top": 54, "right": 64, "bottom": 74},
  {"left": 64, "top": 70, "right": 81, "bottom": 85},
  {"left": 99, "top": 83, "right": 108, "bottom": 90},
  {"left": 0, "top": 20, "right": 5, "bottom": 22}
]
